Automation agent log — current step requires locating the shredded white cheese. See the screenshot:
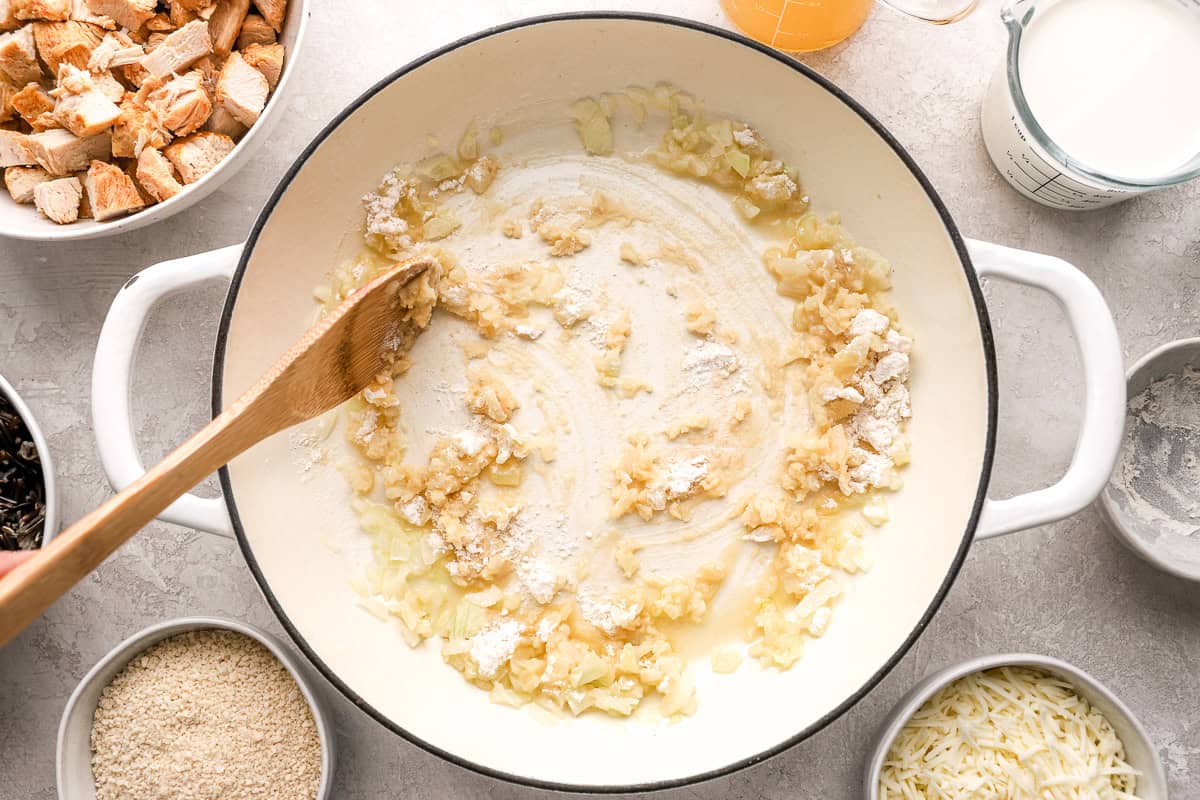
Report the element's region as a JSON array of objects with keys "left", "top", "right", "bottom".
[{"left": 880, "top": 667, "right": 1142, "bottom": 799}]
